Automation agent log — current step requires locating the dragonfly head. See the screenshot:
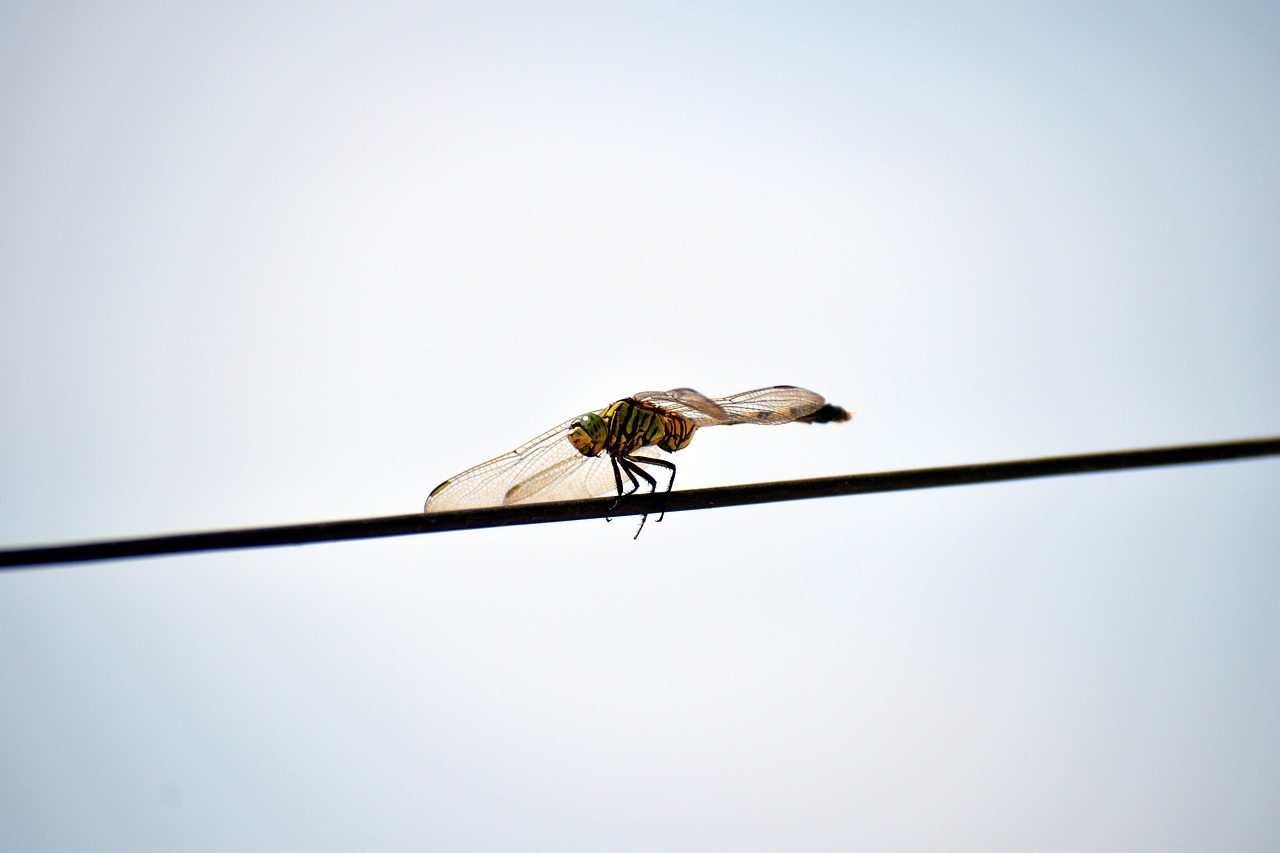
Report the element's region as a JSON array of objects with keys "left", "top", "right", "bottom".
[{"left": 568, "top": 412, "right": 608, "bottom": 457}]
